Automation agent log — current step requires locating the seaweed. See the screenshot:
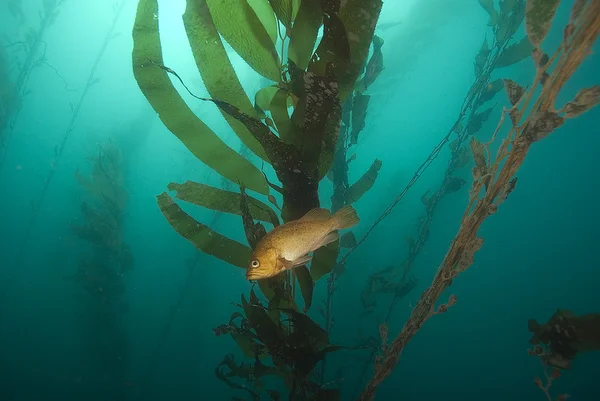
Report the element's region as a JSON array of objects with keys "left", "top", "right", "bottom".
[
  {"left": 356, "top": 1, "right": 529, "bottom": 330},
  {"left": 527, "top": 309, "right": 600, "bottom": 400},
  {"left": 131, "top": 0, "right": 383, "bottom": 397},
  {"left": 67, "top": 140, "right": 131, "bottom": 400},
  {"left": 0, "top": 1, "right": 127, "bottom": 310},
  {"left": 358, "top": 1, "right": 600, "bottom": 398},
  {"left": 0, "top": 0, "right": 69, "bottom": 171}
]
